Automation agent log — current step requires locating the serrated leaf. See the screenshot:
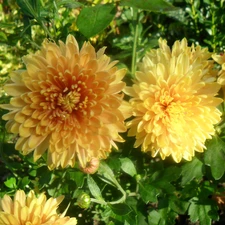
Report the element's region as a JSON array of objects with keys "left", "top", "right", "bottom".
[
  {"left": 120, "top": 0, "right": 178, "bottom": 12},
  {"left": 188, "top": 198, "right": 212, "bottom": 225},
  {"left": 181, "top": 157, "right": 204, "bottom": 185},
  {"left": 148, "top": 207, "right": 177, "bottom": 225},
  {"left": 149, "top": 166, "right": 180, "bottom": 193},
  {"left": 204, "top": 136, "right": 225, "bottom": 180},
  {"left": 87, "top": 175, "right": 103, "bottom": 201},
  {"left": 109, "top": 203, "right": 132, "bottom": 216},
  {"left": 120, "top": 157, "right": 137, "bottom": 177},
  {"left": 77, "top": 3, "right": 116, "bottom": 38},
  {"left": 138, "top": 182, "right": 160, "bottom": 203}
]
